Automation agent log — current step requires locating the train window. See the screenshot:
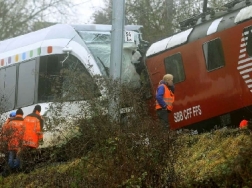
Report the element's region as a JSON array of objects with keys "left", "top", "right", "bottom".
[
  {"left": 61, "top": 55, "right": 101, "bottom": 101},
  {"left": 38, "top": 55, "right": 62, "bottom": 102},
  {"left": 17, "top": 60, "right": 36, "bottom": 107},
  {"left": 245, "top": 26, "right": 252, "bottom": 56},
  {"left": 38, "top": 54, "right": 101, "bottom": 103},
  {"left": 0, "top": 68, "right": 5, "bottom": 112},
  {"left": 164, "top": 53, "right": 185, "bottom": 83},
  {"left": 0, "top": 66, "right": 17, "bottom": 112},
  {"left": 0, "top": 69, "right": 4, "bottom": 98},
  {"left": 203, "top": 38, "right": 225, "bottom": 71}
]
